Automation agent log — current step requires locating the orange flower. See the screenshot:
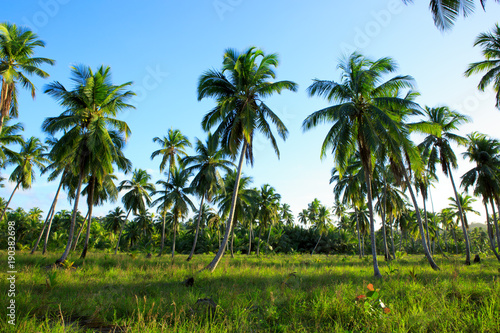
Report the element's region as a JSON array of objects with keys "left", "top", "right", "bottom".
[{"left": 367, "top": 284, "right": 374, "bottom": 291}]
